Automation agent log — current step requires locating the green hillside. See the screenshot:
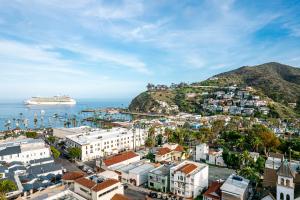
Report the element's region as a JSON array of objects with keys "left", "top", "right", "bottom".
[{"left": 129, "top": 62, "right": 300, "bottom": 118}]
